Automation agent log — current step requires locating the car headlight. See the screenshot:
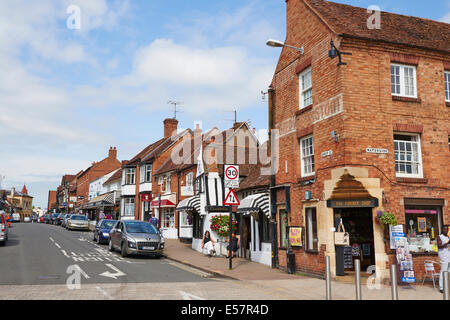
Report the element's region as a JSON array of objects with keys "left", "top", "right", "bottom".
[
  {"left": 160, "top": 236, "right": 165, "bottom": 243},
  {"left": 128, "top": 240, "right": 136, "bottom": 249}
]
